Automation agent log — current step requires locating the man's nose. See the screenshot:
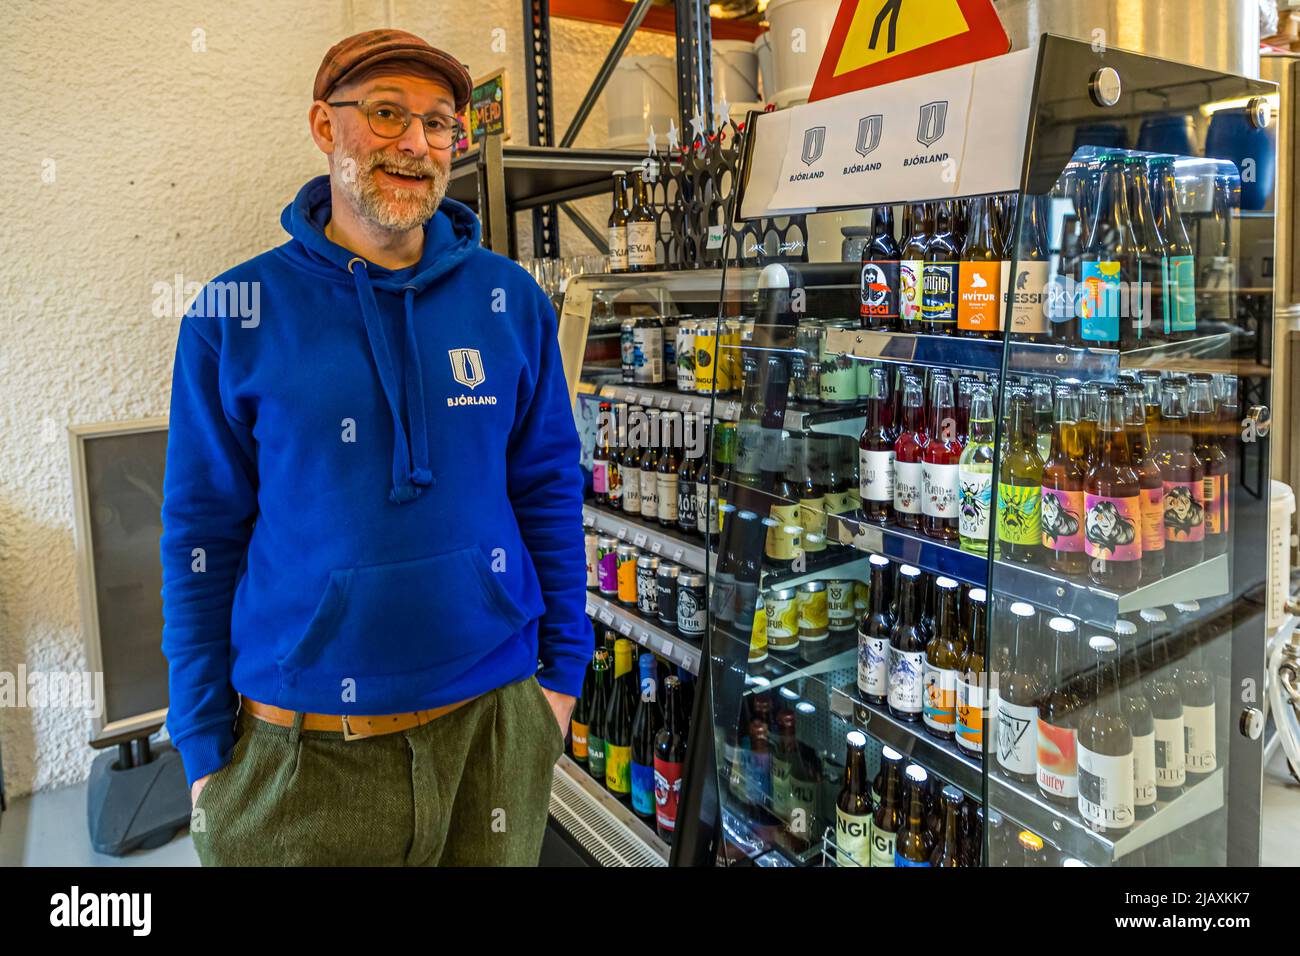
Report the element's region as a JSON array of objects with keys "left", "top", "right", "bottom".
[{"left": 395, "top": 117, "right": 431, "bottom": 158}]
